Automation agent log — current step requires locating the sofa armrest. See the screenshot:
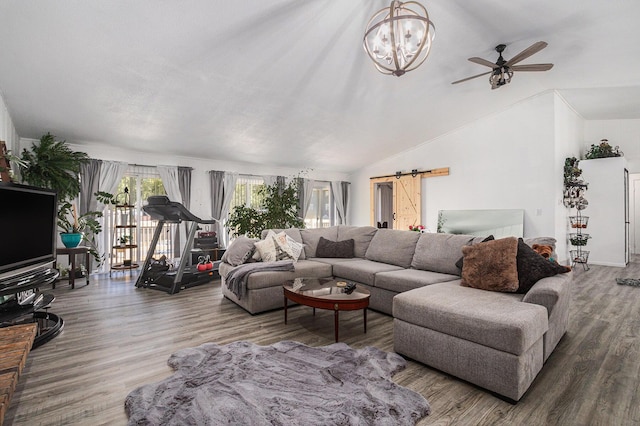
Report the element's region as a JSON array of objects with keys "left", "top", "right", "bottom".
[{"left": 522, "top": 271, "right": 573, "bottom": 317}]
